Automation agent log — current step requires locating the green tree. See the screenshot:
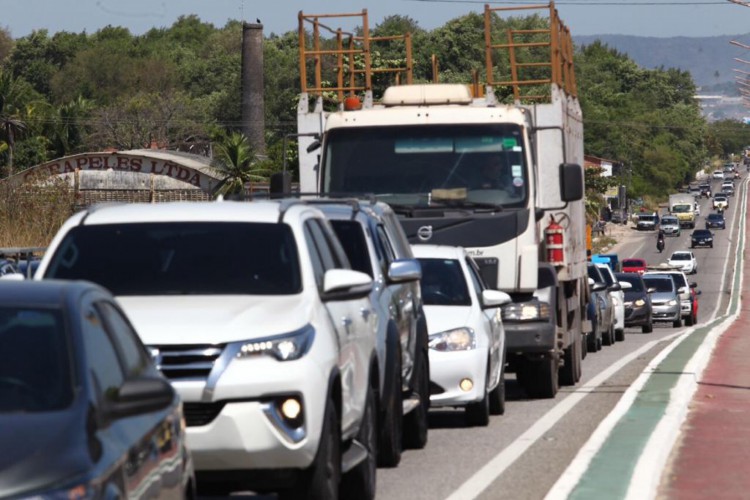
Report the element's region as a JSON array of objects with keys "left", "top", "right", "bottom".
[{"left": 211, "top": 131, "right": 268, "bottom": 196}]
